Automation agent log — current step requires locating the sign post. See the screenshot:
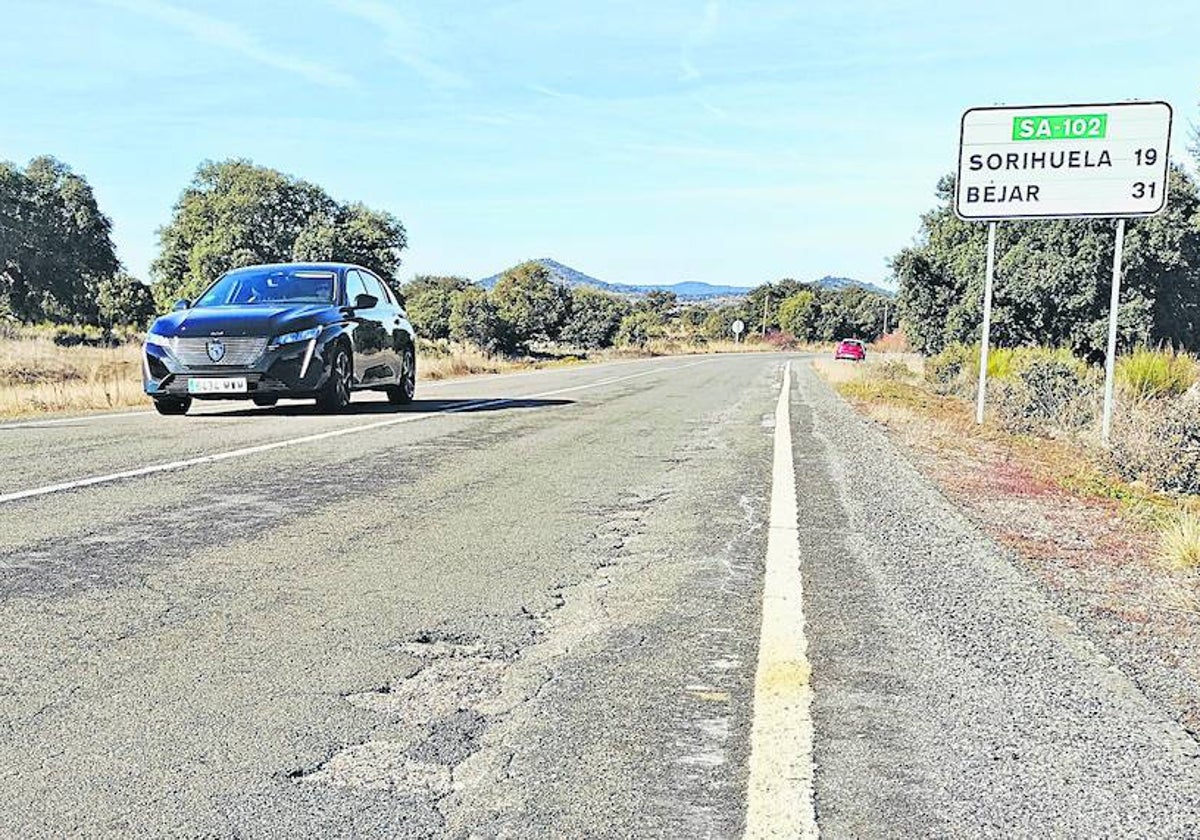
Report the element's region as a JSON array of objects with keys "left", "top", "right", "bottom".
[
  {"left": 1101, "top": 218, "right": 1126, "bottom": 442},
  {"left": 955, "top": 101, "right": 1172, "bottom": 431},
  {"left": 976, "top": 222, "right": 997, "bottom": 425},
  {"left": 731, "top": 319, "right": 745, "bottom": 343}
]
